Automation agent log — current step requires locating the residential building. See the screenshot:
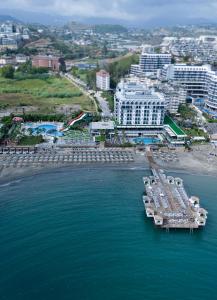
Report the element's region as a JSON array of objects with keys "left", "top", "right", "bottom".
[
  {"left": 130, "top": 64, "right": 143, "bottom": 76},
  {"left": 130, "top": 49, "right": 171, "bottom": 76},
  {"left": 32, "top": 55, "right": 60, "bottom": 71},
  {"left": 127, "top": 75, "right": 186, "bottom": 114},
  {"left": 206, "top": 72, "right": 217, "bottom": 112},
  {"left": 0, "top": 37, "right": 18, "bottom": 50},
  {"left": 114, "top": 80, "right": 166, "bottom": 129},
  {"left": 161, "top": 64, "right": 211, "bottom": 97},
  {"left": 0, "top": 55, "right": 16, "bottom": 66},
  {"left": 96, "top": 70, "right": 110, "bottom": 91},
  {"left": 139, "top": 53, "right": 172, "bottom": 74},
  {"left": 156, "top": 83, "right": 187, "bottom": 114},
  {"left": 0, "top": 22, "right": 29, "bottom": 50},
  {"left": 16, "top": 55, "right": 28, "bottom": 64}
]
